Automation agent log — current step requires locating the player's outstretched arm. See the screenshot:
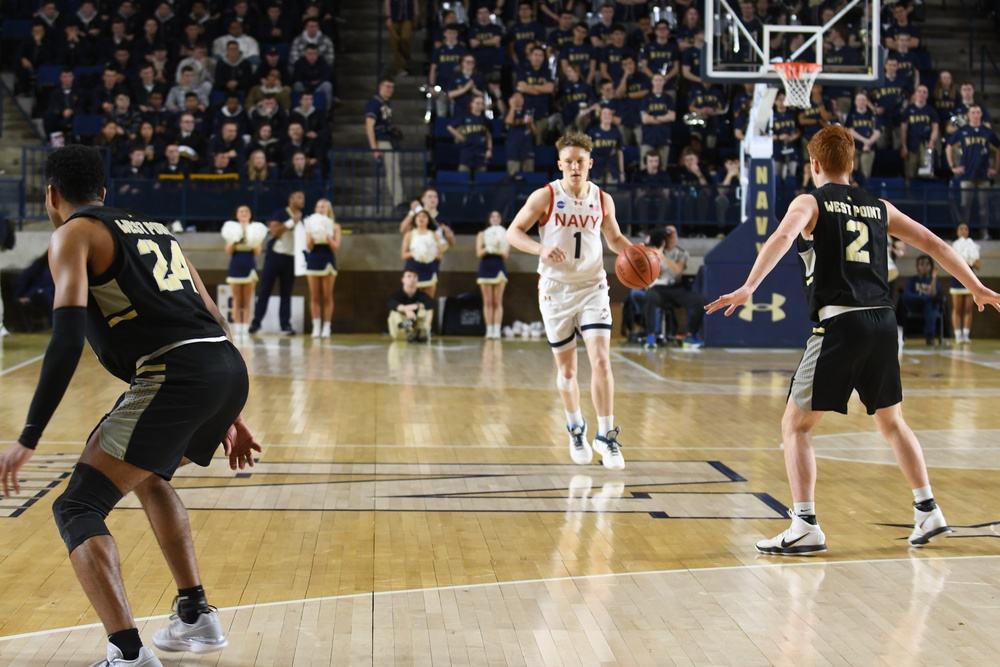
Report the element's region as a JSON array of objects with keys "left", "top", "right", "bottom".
[
  {"left": 706, "top": 193, "right": 817, "bottom": 316},
  {"left": 507, "top": 186, "right": 566, "bottom": 263},
  {"left": 599, "top": 190, "right": 633, "bottom": 254},
  {"left": 884, "top": 200, "right": 1000, "bottom": 313},
  {"left": 186, "top": 253, "right": 232, "bottom": 339}
]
